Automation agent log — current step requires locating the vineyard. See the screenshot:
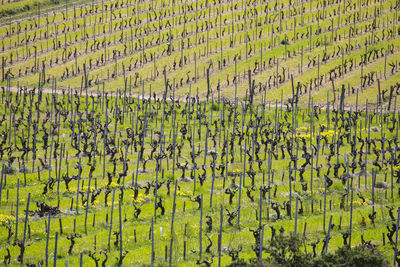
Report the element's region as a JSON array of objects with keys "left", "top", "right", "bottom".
[{"left": 0, "top": 0, "right": 400, "bottom": 265}]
